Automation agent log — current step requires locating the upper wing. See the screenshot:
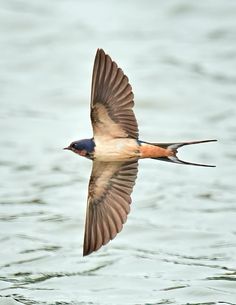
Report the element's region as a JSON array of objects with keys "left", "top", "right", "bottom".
[
  {"left": 90, "top": 49, "right": 139, "bottom": 140},
  {"left": 83, "top": 160, "right": 138, "bottom": 256}
]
